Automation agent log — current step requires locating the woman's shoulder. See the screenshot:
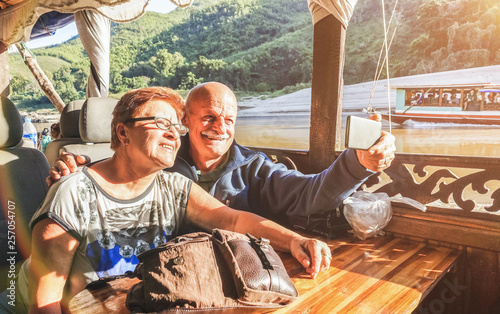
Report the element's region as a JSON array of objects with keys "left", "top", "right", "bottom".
[
  {"left": 158, "top": 171, "right": 193, "bottom": 189},
  {"left": 50, "top": 168, "right": 93, "bottom": 194},
  {"left": 158, "top": 170, "right": 192, "bottom": 182}
]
